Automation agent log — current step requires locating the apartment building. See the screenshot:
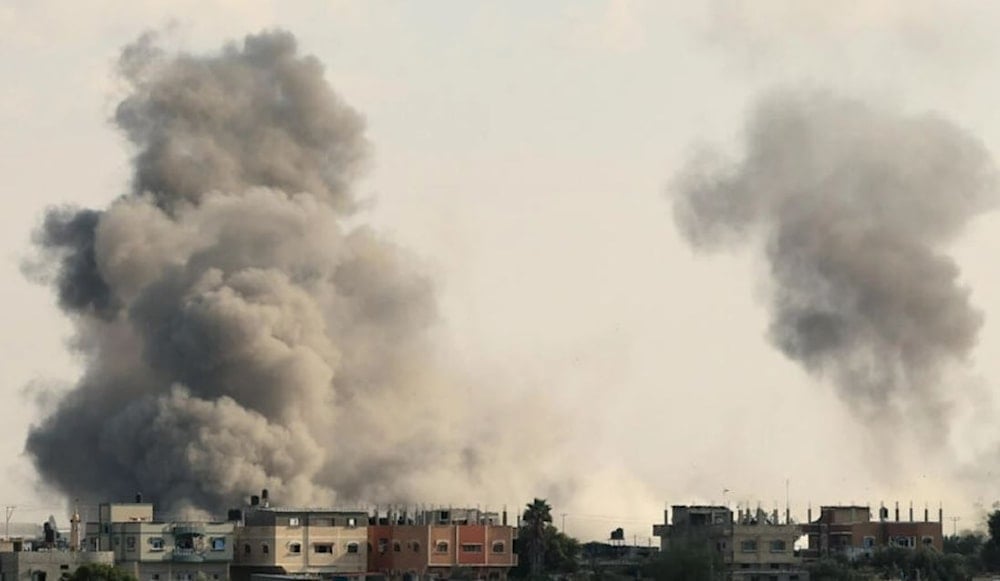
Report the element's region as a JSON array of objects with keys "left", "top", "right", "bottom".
[
  {"left": 84, "top": 501, "right": 234, "bottom": 581},
  {"left": 367, "top": 508, "right": 518, "bottom": 580},
  {"left": 800, "top": 504, "right": 944, "bottom": 561},
  {"left": 230, "top": 496, "right": 367, "bottom": 581},
  {"left": 653, "top": 505, "right": 808, "bottom": 581}
]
